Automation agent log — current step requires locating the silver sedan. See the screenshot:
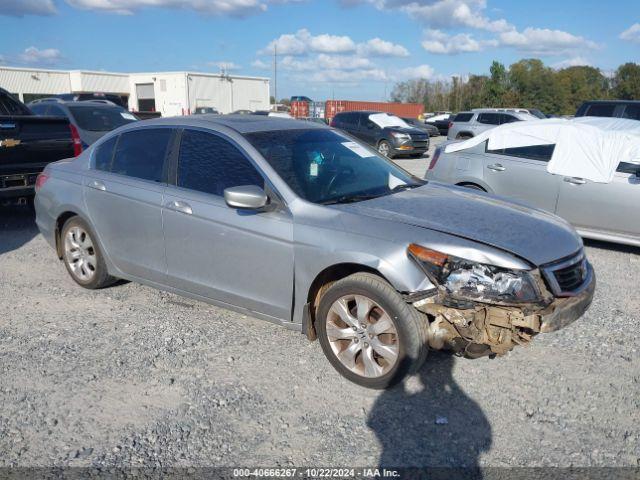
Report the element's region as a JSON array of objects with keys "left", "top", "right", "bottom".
[
  {"left": 426, "top": 141, "right": 640, "bottom": 247},
  {"left": 35, "top": 116, "right": 594, "bottom": 388}
]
